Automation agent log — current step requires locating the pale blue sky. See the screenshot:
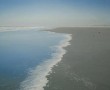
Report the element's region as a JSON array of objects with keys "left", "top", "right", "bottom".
[{"left": 0, "top": 0, "right": 110, "bottom": 27}]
